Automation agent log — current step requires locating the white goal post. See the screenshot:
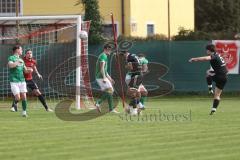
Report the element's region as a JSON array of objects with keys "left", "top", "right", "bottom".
[{"left": 0, "top": 15, "right": 89, "bottom": 110}]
